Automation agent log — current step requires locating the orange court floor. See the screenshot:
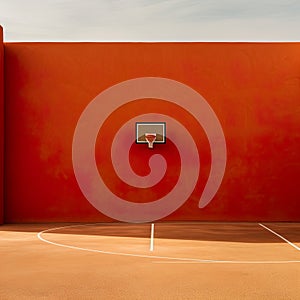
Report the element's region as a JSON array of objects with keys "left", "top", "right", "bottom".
[{"left": 1, "top": 222, "right": 300, "bottom": 300}]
